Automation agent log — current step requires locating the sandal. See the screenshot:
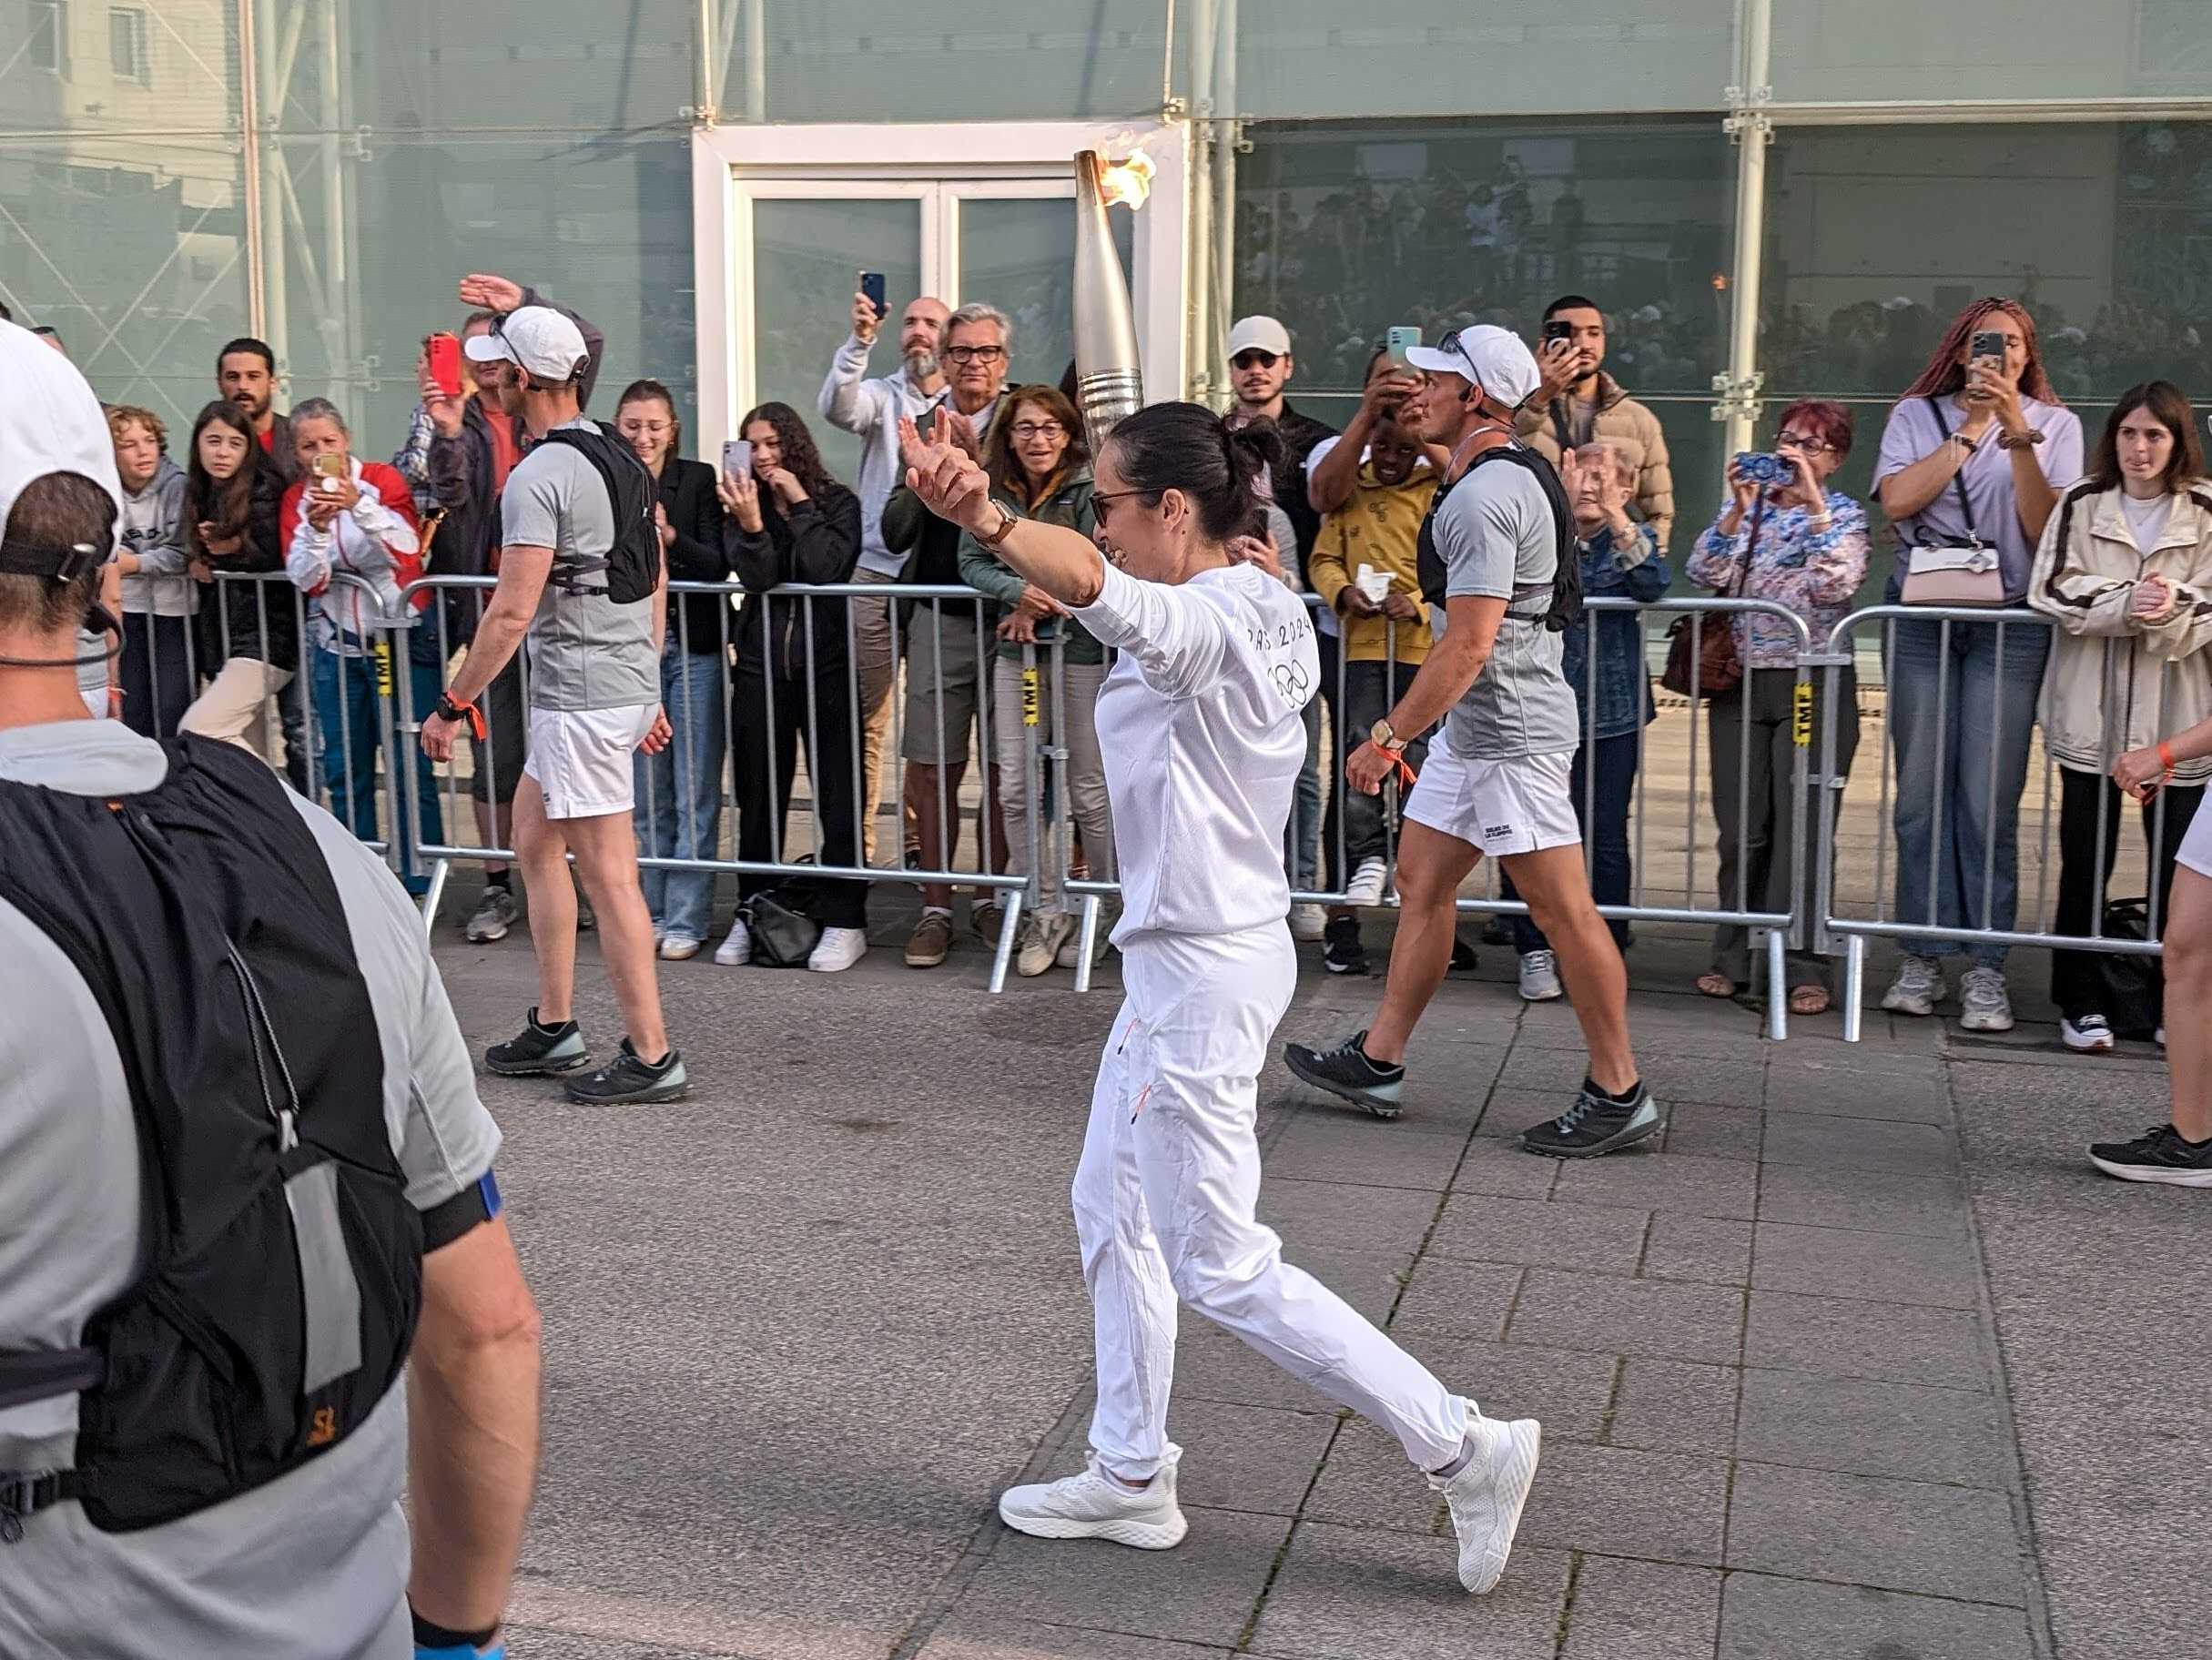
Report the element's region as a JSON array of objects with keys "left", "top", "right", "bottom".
[
  {"left": 1789, "top": 984, "right": 1831, "bottom": 1017},
  {"left": 1696, "top": 972, "right": 1741, "bottom": 999}
]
